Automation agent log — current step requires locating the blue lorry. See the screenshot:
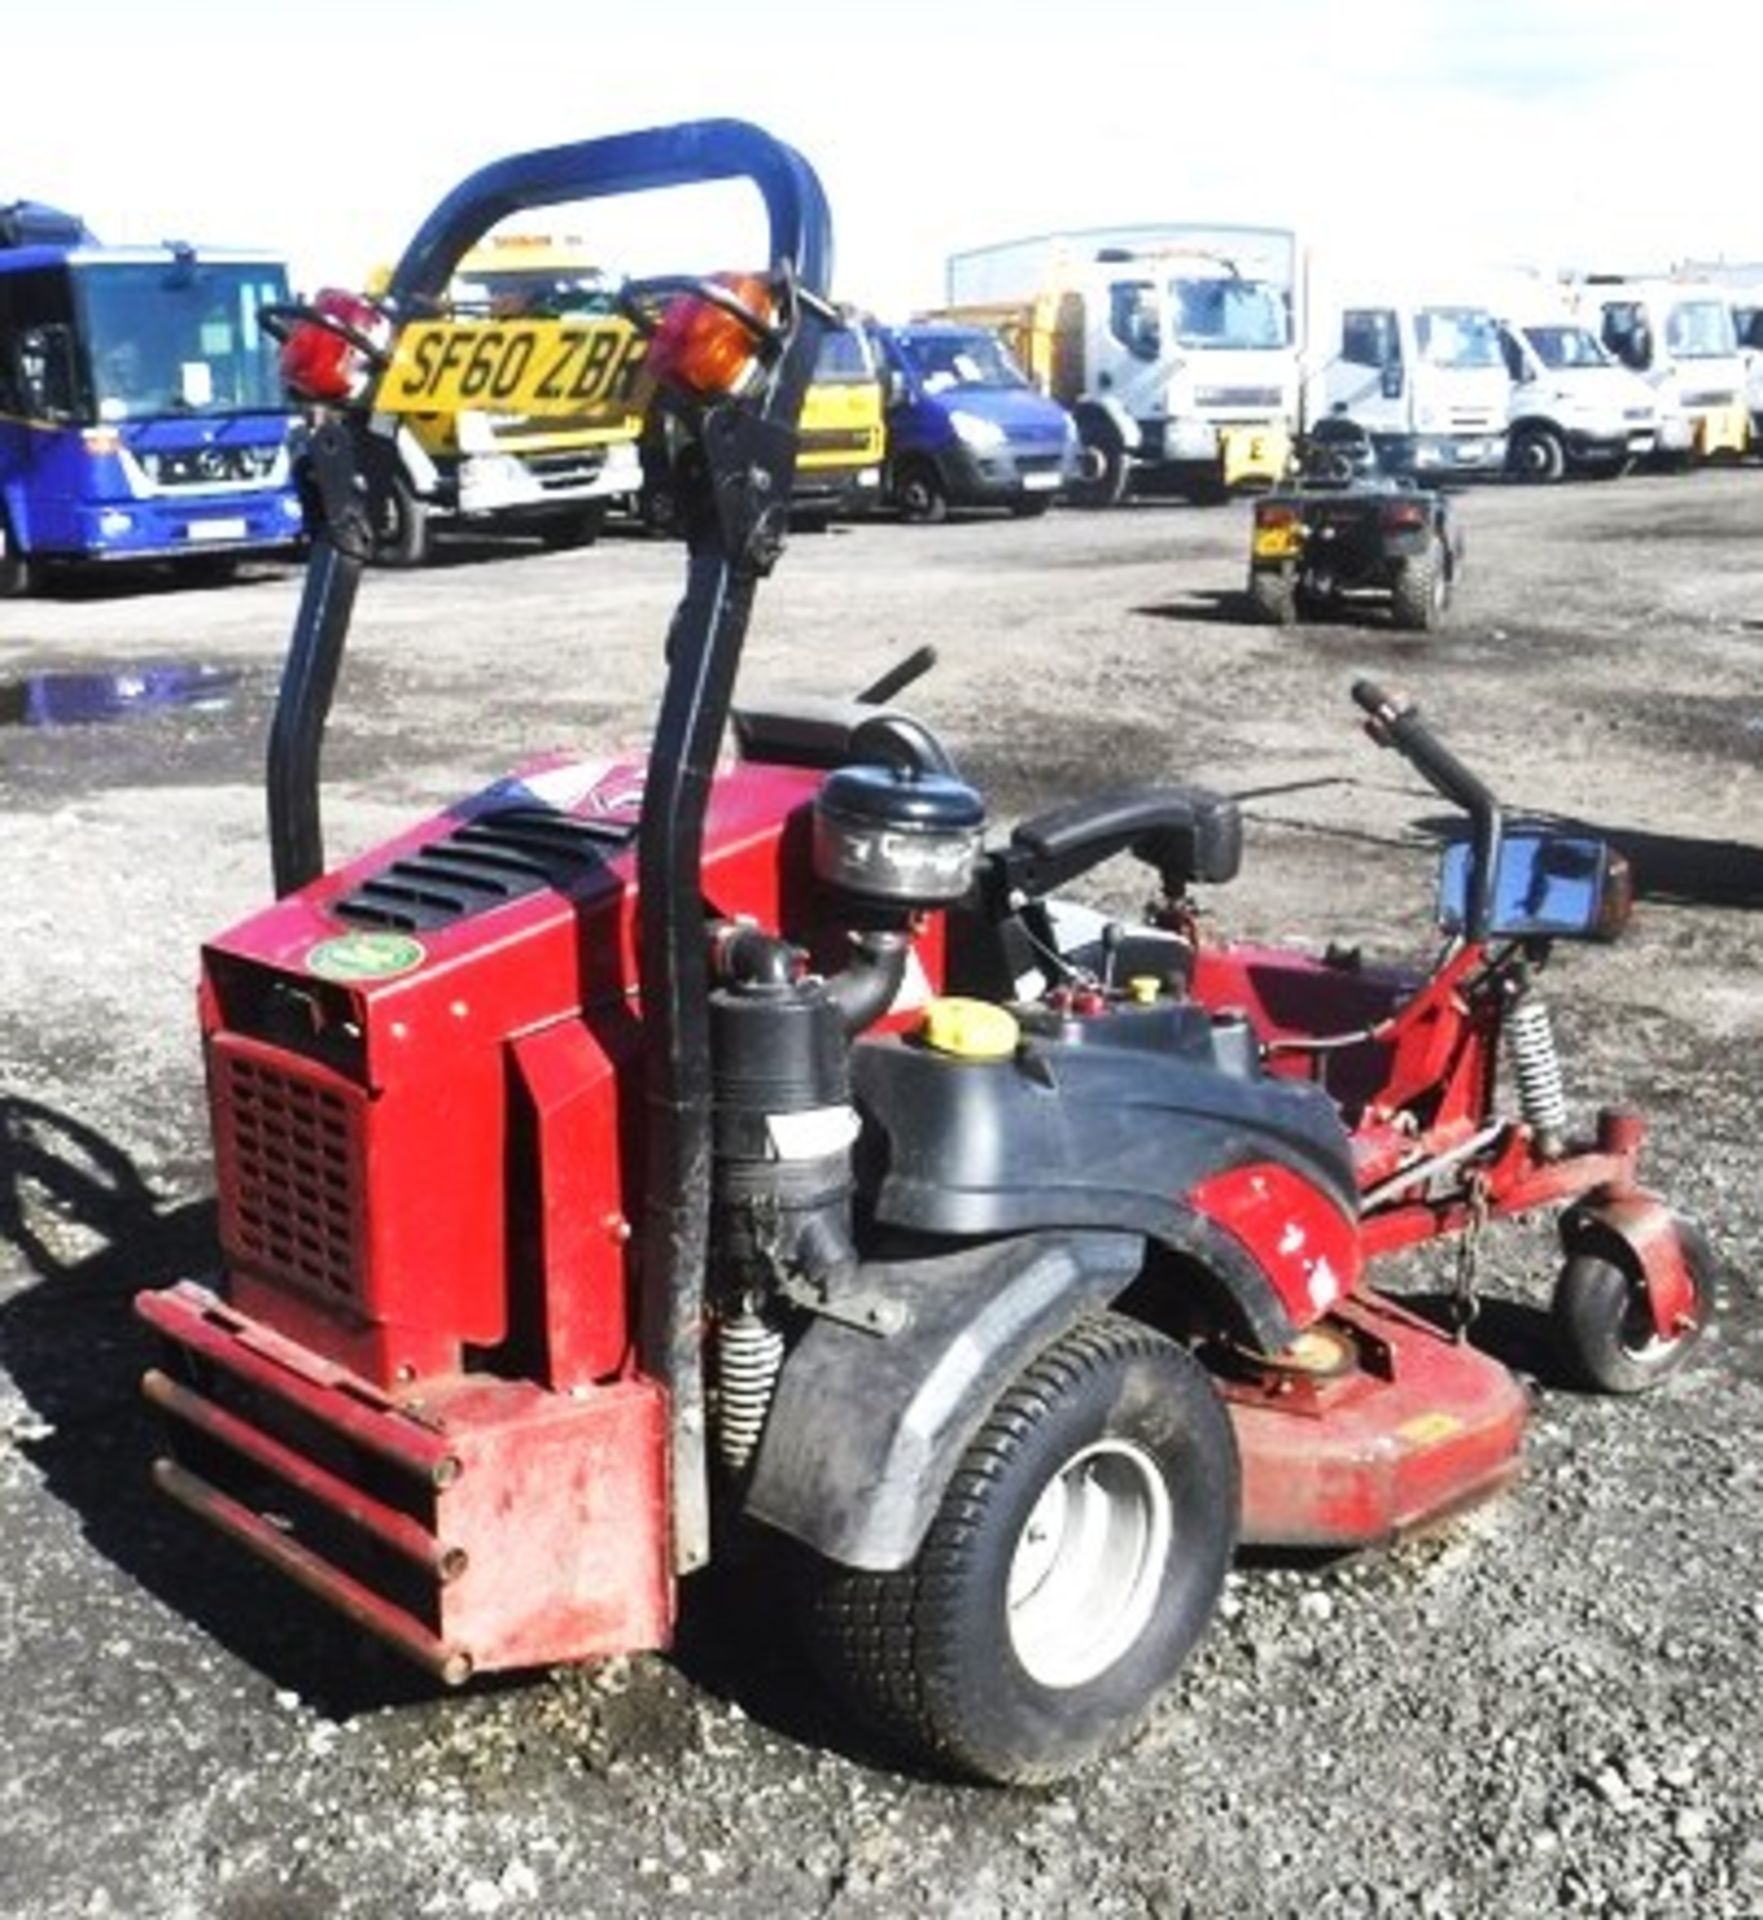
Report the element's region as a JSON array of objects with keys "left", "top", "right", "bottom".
[
  {"left": 870, "top": 319, "right": 1078, "bottom": 520},
  {"left": 0, "top": 199, "right": 303, "bottom": 594}
]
